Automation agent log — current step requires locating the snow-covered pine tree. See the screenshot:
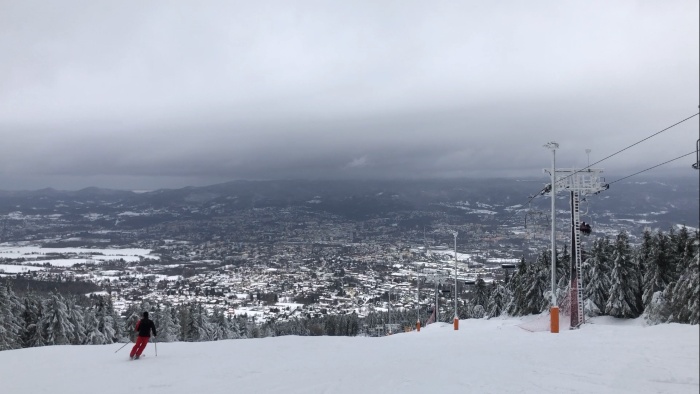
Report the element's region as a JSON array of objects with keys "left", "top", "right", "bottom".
[
  {"left": 642, "top": 231, "right": 675, "bottom": 308},
  {"left": 259, "top": 323, "right": 274, "bottom": 338},
  {"left": 557, "top": 244, "right": 570, "bottom": 288},
  {"left": 470, "top": 304, "right": 486, "bottom": 319},
  {"left": 636, "top": 230, "right": 654, "bottom": 300},
  {"left": 21, "top": 293, "right": 44, "bottom": 348},
  {"left": 41, "top": 292, "right": 75, "bottom": 346},
  {"left": 642, "top": 289, "right": 672, "bottom": 325},
  {"left": 337, "top": 314, "right": 350, "bottom": 336},
  {"left": 0, "top": 284, "right": 23, "bottom": 350},
  {"left": 82, "top": 307, "right": 108, "bottom": 344},
  {"left": 506, "top": 257, "right": 529, "bottom": 316},
  {"left": 555, "top": 245, "right": 571, "bottom": 310},
  {"left": 472, "top": 277, "right": 490, "bottom": 308},
  {"left": 169, "top": 304, "right": 182, "bottom": 341},
  {"left": 671, "top": 227, "right": 693, "bottom": 276},
  {"left": 178, "top": 304, "right": 192, "bottom": 341},
  {"left": 138, "top": 299, "right": 153, "bottom": 316},
  {"left": 154, "top": 303, "right": 179, "bottom": 342},
  {"left": 456, "top": 298, "right": 474, "bottom": 320},
  {"left": 485, "top": 281, "right": 509, "bottom": 318},
  {"left": 238, "top": 315, "right": 251, "bottom": 339},
  {"left": 248, "top": 319, "right": 262, "bottom": 338},
  {"left": 667, "top": 236, "right": 699, "bottom": 324},
  {"left": 211, "top": 307, "right": 232, "bottom": 340},
  {"left": 94, "top": 297, "right": 116, "bottom": 343},
  {"left": 123, "top": 305, "right": 141, "bottom": 342},
  {"left": 583, "top": 238, "right": 612, "bottom": 316},
  {"left": 228, "top": 314, "right": 242, "bottom": 338},
  {"left": 339, "top": 312, "right": 360, "bottom": 336},
  {"left": 605, "top": 231, "right": 641, "bottom": 318},
  {"left": 522, "top": 251, "right": 550, "bottom": 315},
  {"left": 104, "top": 296, "right": 121, "bottom": 342},
  {"left": 324, "top": 313, "right": 339, "bottom": 336},
  {"left": 187, "top": 303, "right": 214, "bottom": 341},
  {"left": 151, "top": 303, "right": 164, "bottom": 336},
  {"left": 65, "top": 296, "right": 86, "bottom": 345}
]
